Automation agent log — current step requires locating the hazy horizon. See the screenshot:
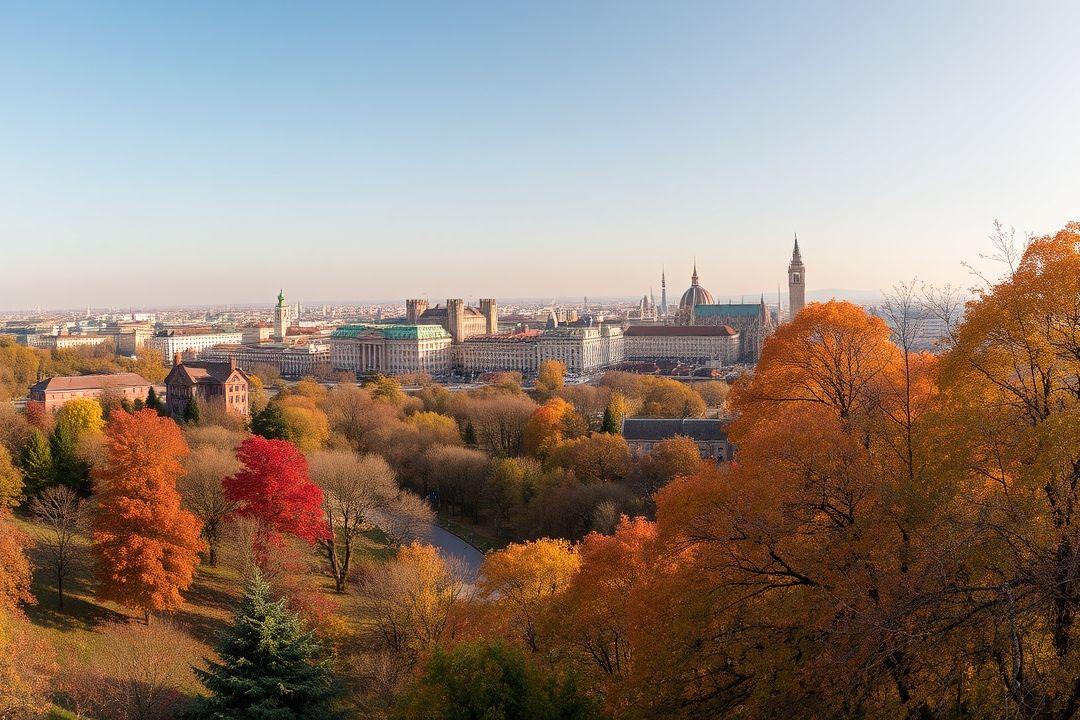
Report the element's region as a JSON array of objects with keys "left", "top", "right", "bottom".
[{"left": 3, "top": 1, "right": 1078, "bottom": 309}]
